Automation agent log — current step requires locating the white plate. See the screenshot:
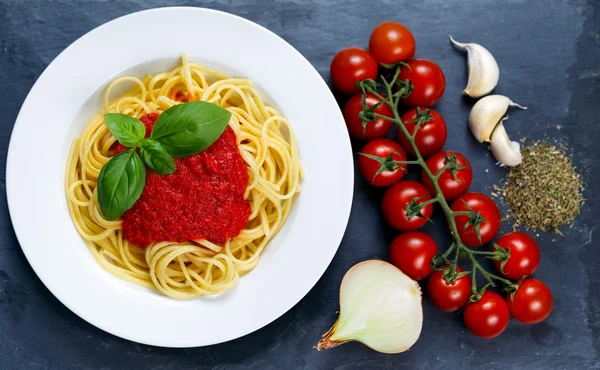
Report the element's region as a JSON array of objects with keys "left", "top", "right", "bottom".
[{"left": 6, "top": 7, "right": 353, "bottom": 347}]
